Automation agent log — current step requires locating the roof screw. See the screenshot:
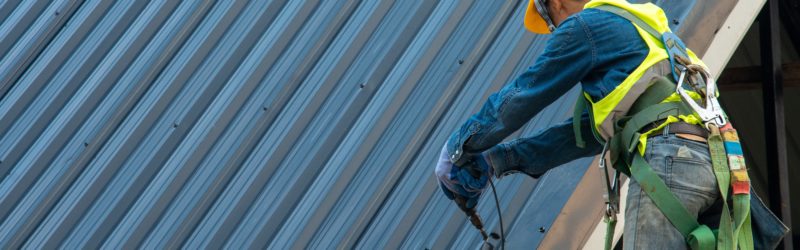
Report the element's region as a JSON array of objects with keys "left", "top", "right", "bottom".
[
  {"left": 672, "top": 19, "right": 679, "bottom": 25},
  {"left": 538, "top": 226, "right": 546, "bottom": 233},
  {"left": 173, "top": 123, "right": 178, "bottom": 128},
  {"left": 262, "top": 106, "right": 268, "bottom": 111},
  {"left": 55, "top": 11, "right": 60, "bottom": 16},
  {"left": 458, "top": 59, "right": 464, "bottom": 64},
  {"left": 359, "top": 83, "right": 365, "bottom": 89},
  {"left": 84, "top": 142, "right": 89, "bottom": 146}
]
